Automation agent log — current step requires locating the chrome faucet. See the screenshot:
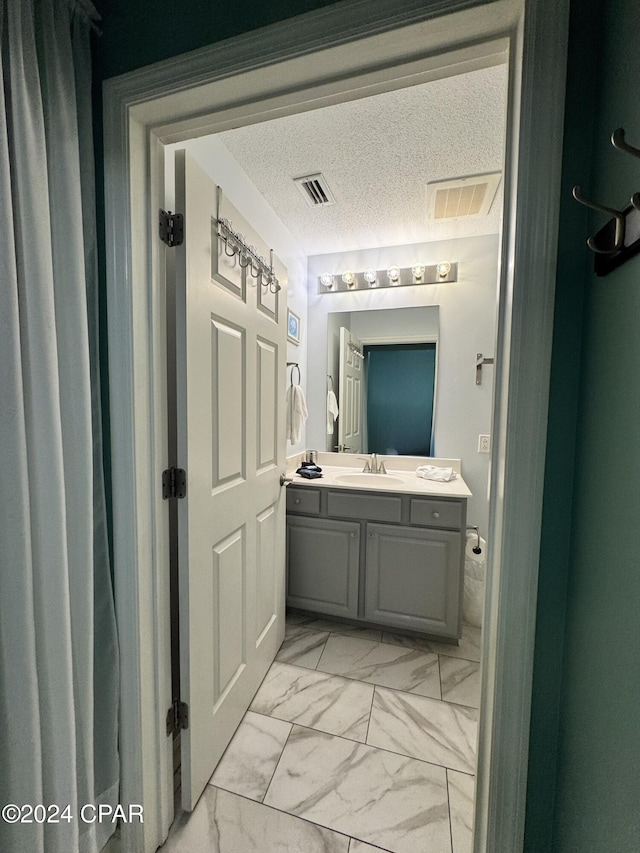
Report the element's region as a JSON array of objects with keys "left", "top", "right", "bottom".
[
  {"left": 359, "top": 454, "right": 387, "bottom": 473},
  {"left": 372, "top": 453, "right": 387, "bottom": 474},
  {"left": 358, "top": 456, "right": 372, "bottom": 473}
]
